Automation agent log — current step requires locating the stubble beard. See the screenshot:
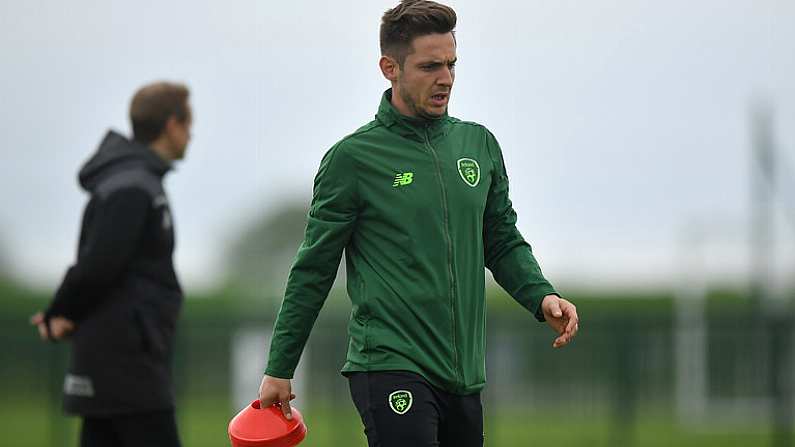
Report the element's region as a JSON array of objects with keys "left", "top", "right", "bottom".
[{"left": 398, "top": 82, "right": 445, "bottom": 121}]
